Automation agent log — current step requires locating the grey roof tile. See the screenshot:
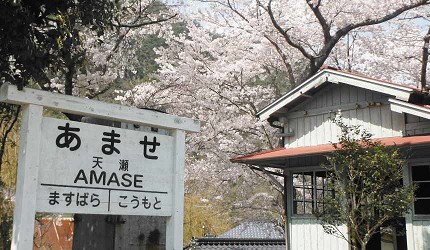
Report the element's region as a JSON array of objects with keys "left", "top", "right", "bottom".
[{"left": 219, "top": 222, "right": 284, "bottom": 239}]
